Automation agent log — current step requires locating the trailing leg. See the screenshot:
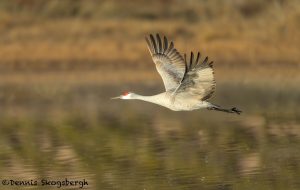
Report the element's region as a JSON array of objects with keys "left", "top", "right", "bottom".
[{"left": 207, "top": 104, "right": 242, "bottom": 115}]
